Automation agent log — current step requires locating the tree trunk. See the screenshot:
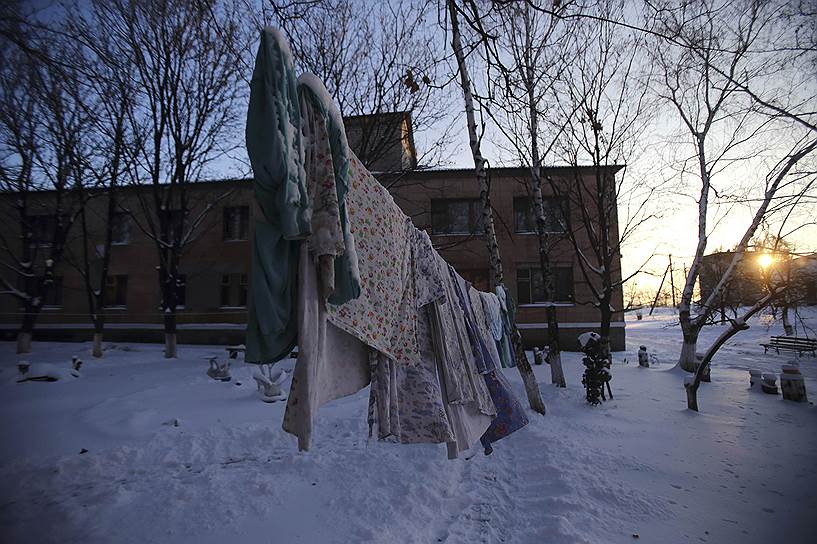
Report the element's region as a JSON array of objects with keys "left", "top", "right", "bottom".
[
  {"left": 547, "top": 344, "right": 566, "bottom": 388},
  {"left": 678, "top": 308, "right": 700, "bottom": 372},
  {"left": 522, "top": 3, "right": 563, "bottom": 389},
  {"left": 92, "top": 312, "right": 105, "bottom": 358},
  {"left": 16, "top": 309, "right": 37, "bottom": 354},
  {"left": 679, "top": 337, "right": 699, "bottom": 373},
  {"left": 92, "top": 333, "right": 104, "bottom": 358},
  {"left": 511, "top": 328, "right": 547, "bottom": 413},
  {"left": 16, "top": 331, "right": 32, "bottom": 354},
  {"left": 165, "top": 332, "right": 177, "bottom": 358},
  {"left": 782, "top": 303, "right": 793, "bottom": 336},
  {"left": 684, "top": 378, "right": 699, "bottom": 412},
  {"left": 448, "top": 0, "right": 544, "bottom": 414},
  {"left": 686, "top": 291, "right": 776, "bottom": 411}
]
